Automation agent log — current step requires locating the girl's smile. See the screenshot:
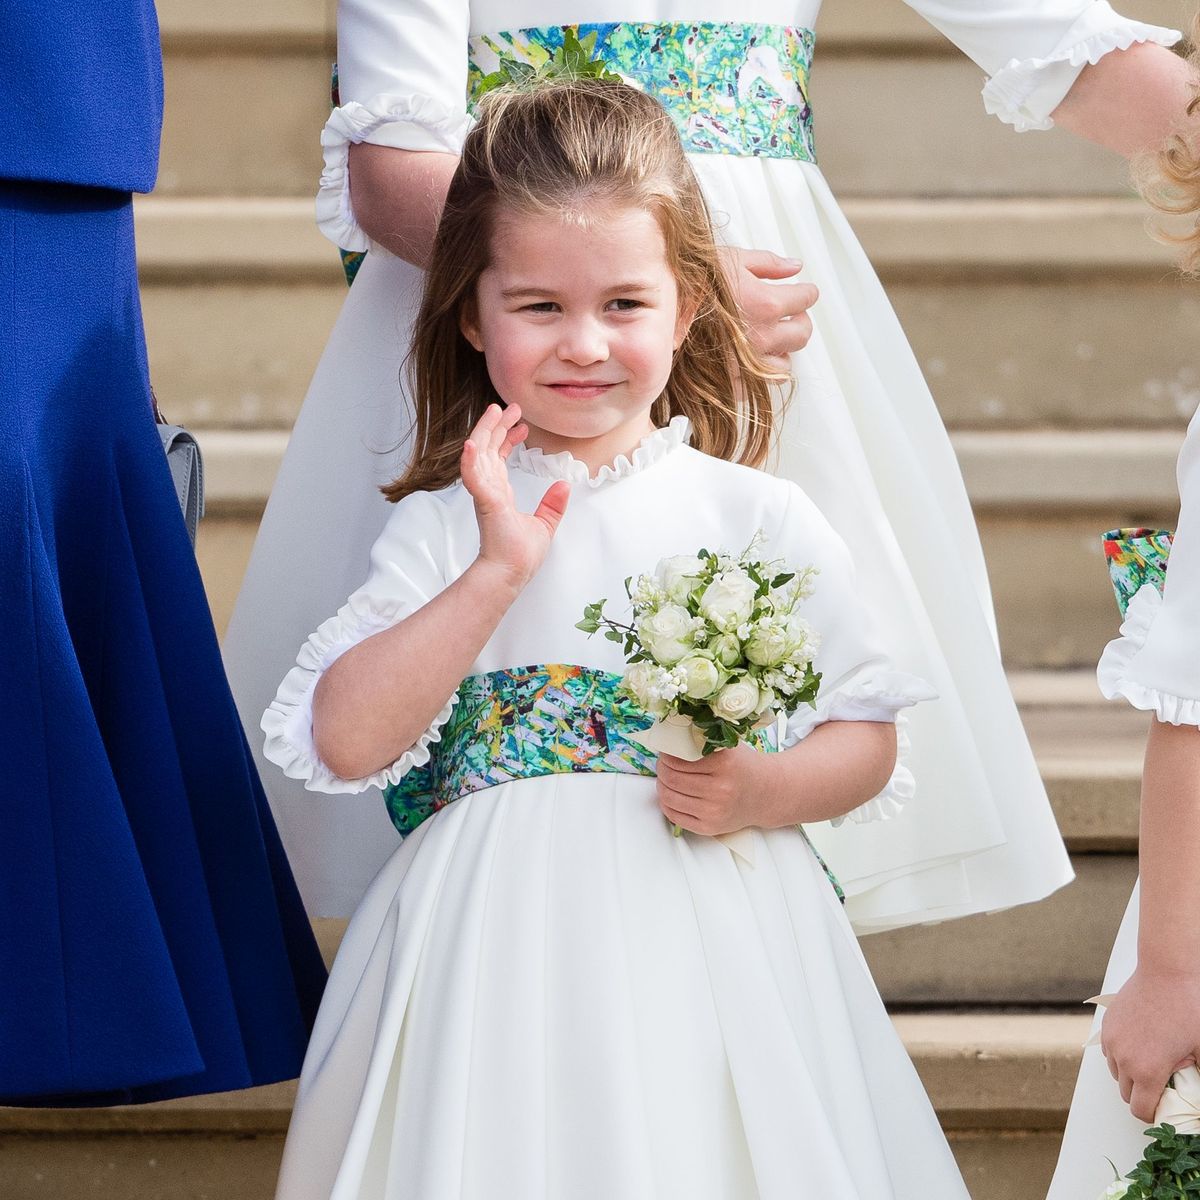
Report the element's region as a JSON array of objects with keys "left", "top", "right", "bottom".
[{"left": 462, "top": 202, "right": 692, "bottom": 476}]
